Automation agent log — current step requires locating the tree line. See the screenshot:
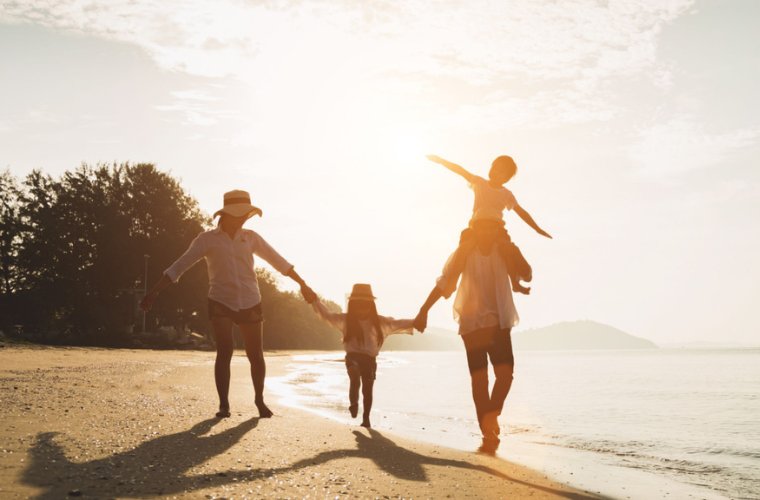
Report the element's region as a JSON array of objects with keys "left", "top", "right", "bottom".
[{"left": 0, "top": 163, "right": 342, "bottom": 350}]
